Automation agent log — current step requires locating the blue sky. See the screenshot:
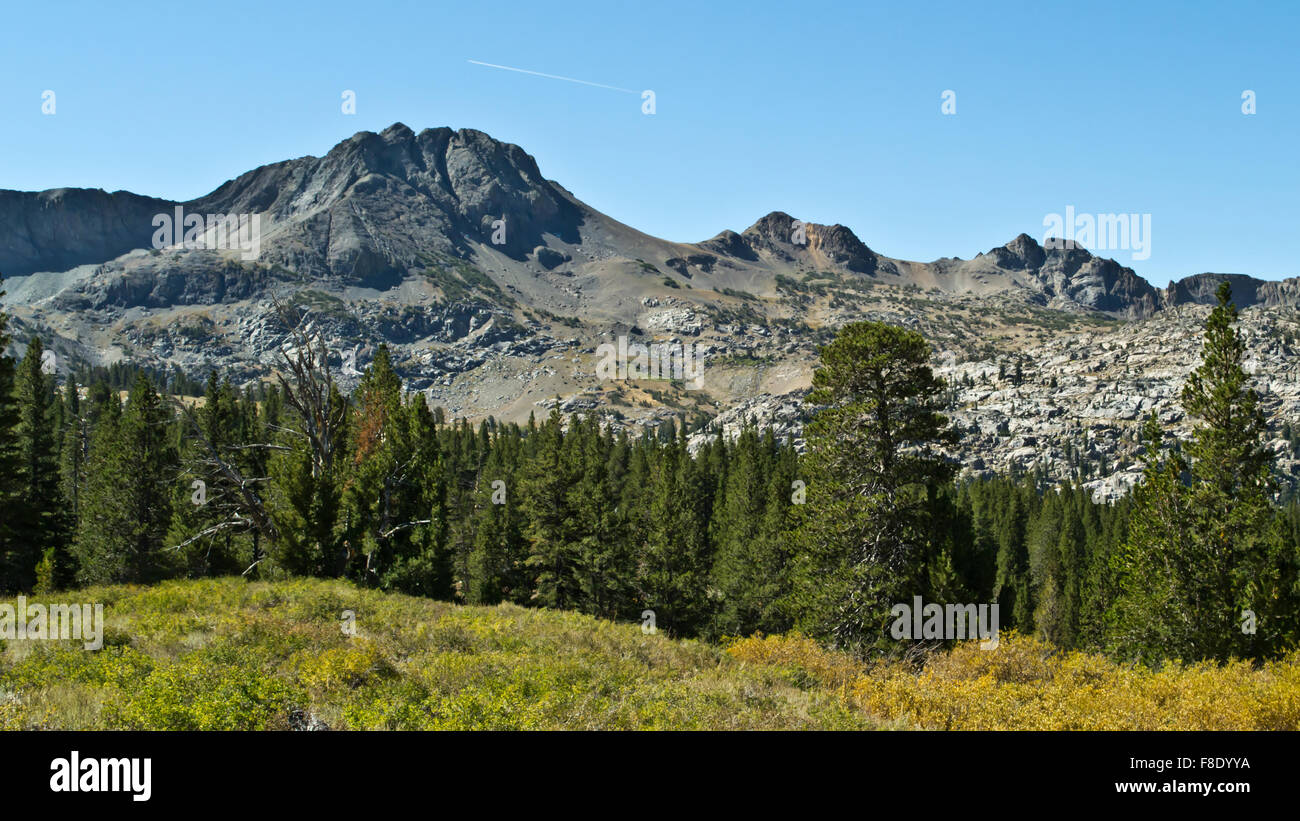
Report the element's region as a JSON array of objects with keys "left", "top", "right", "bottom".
[{"left": 3, "top": 0, "right": 1296, "bottom": 286}]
